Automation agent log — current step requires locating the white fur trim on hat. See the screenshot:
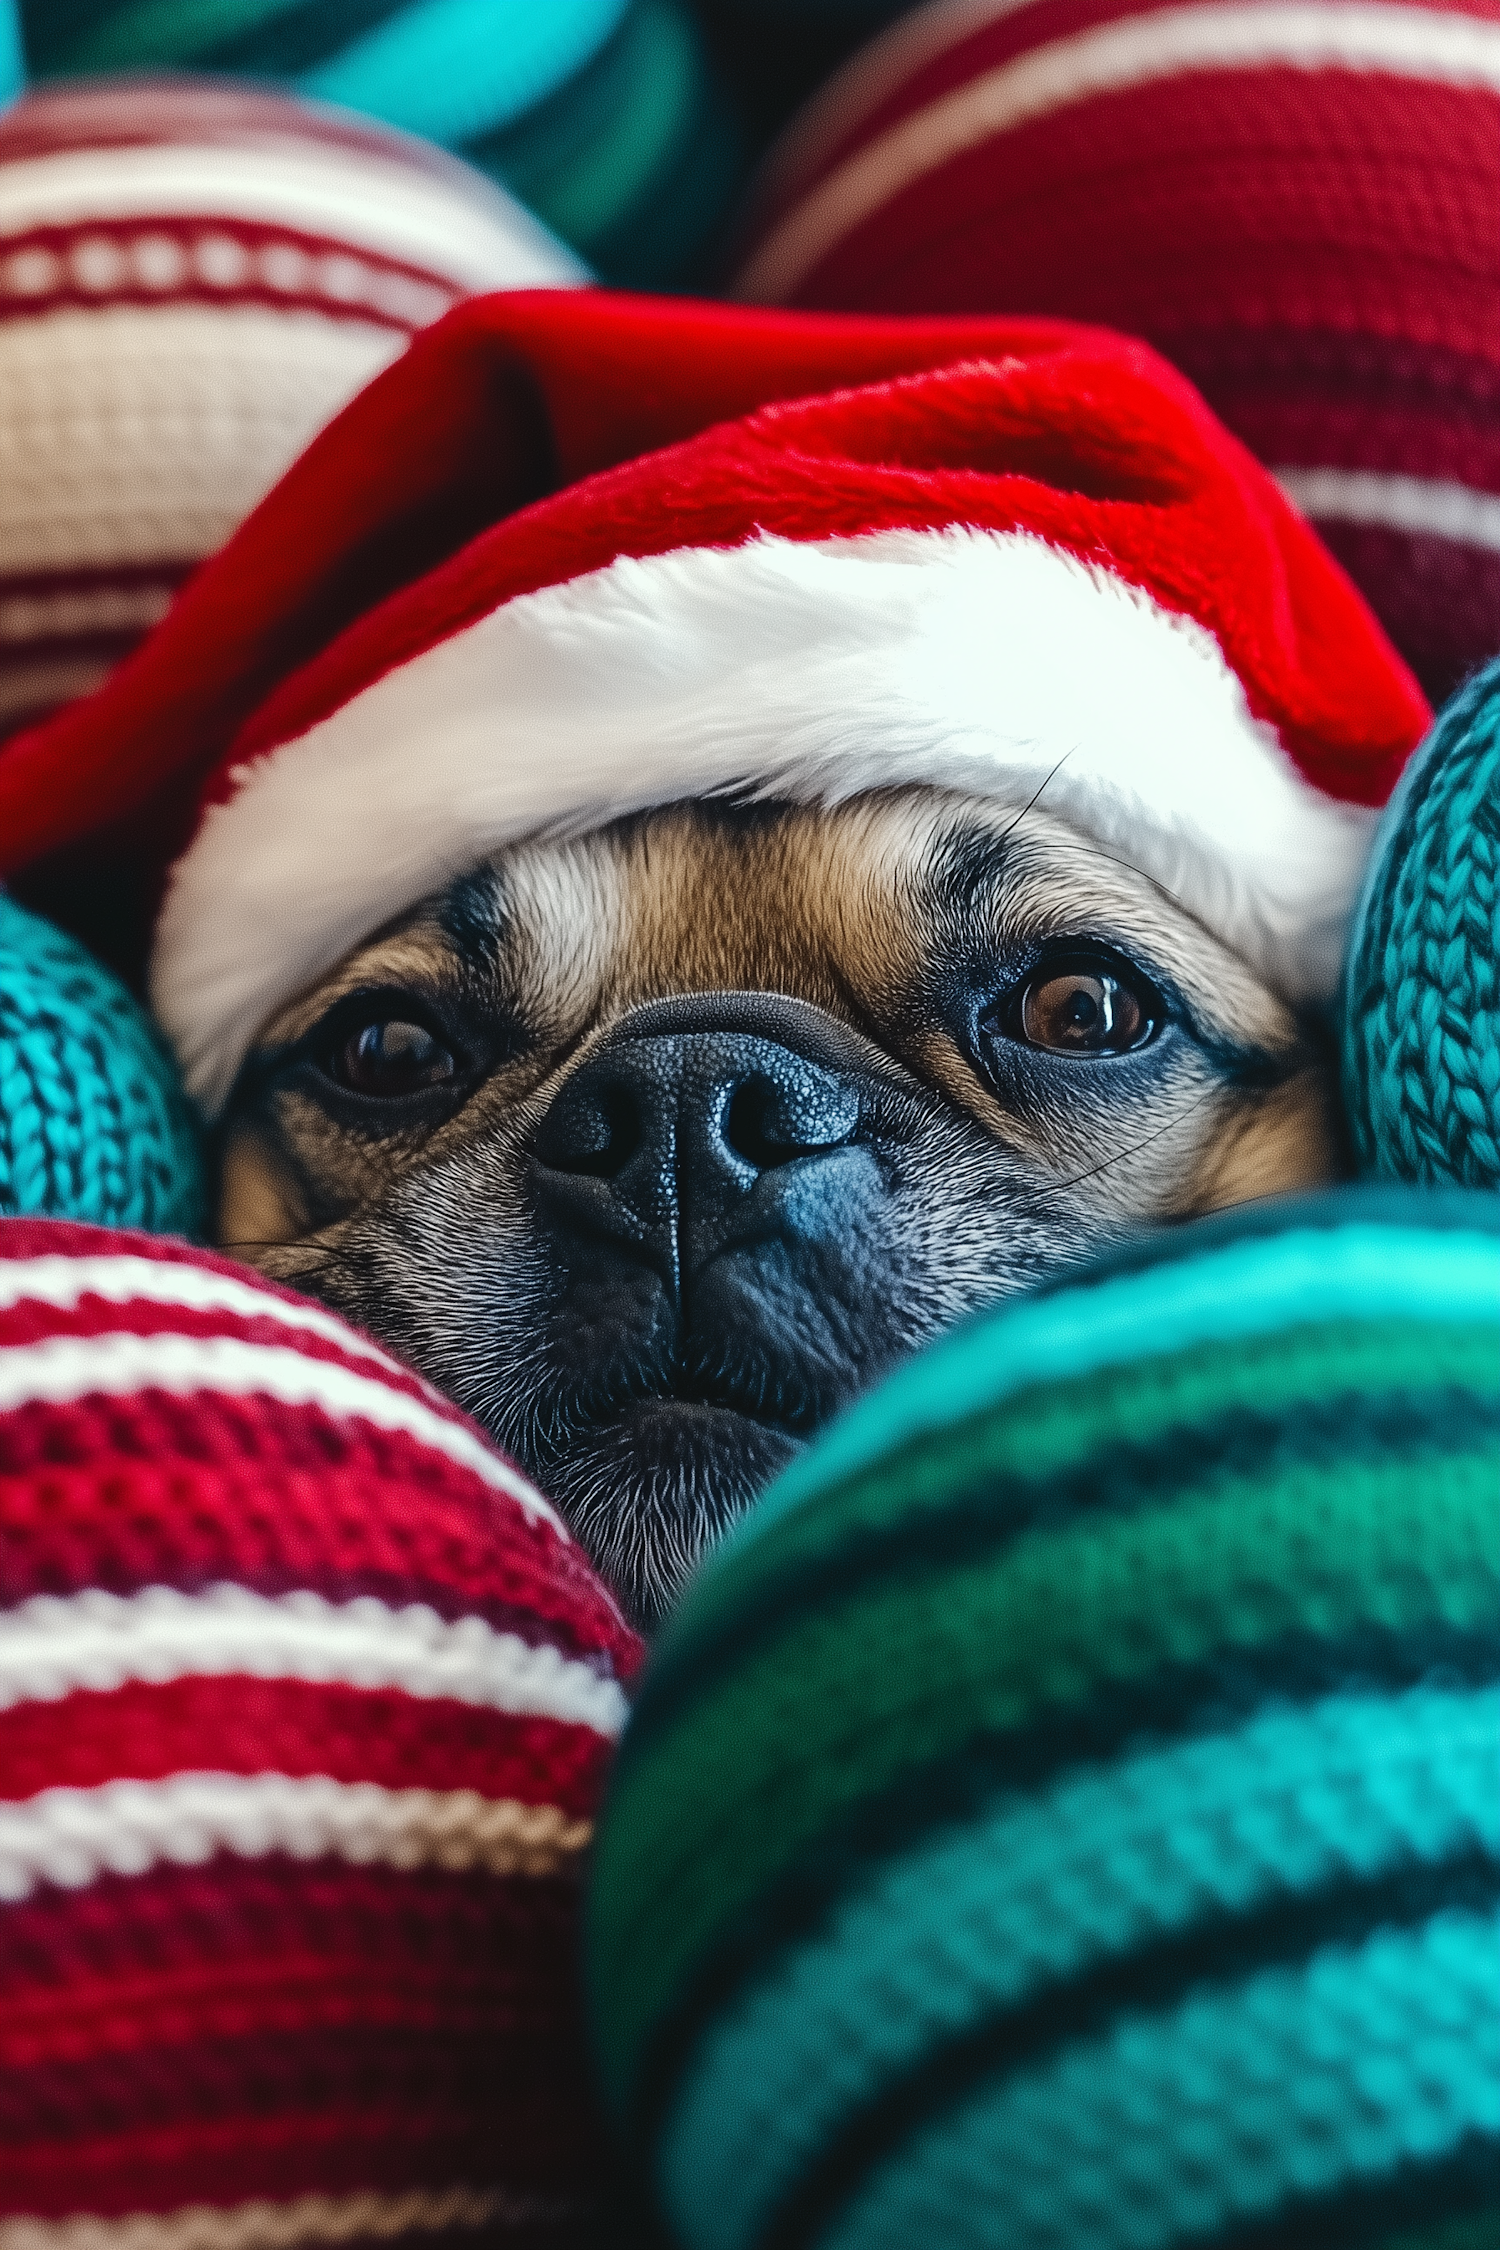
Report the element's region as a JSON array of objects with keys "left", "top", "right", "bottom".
[{"left": 153, "top": 525, "right": 1374, "bottom": 1112}]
